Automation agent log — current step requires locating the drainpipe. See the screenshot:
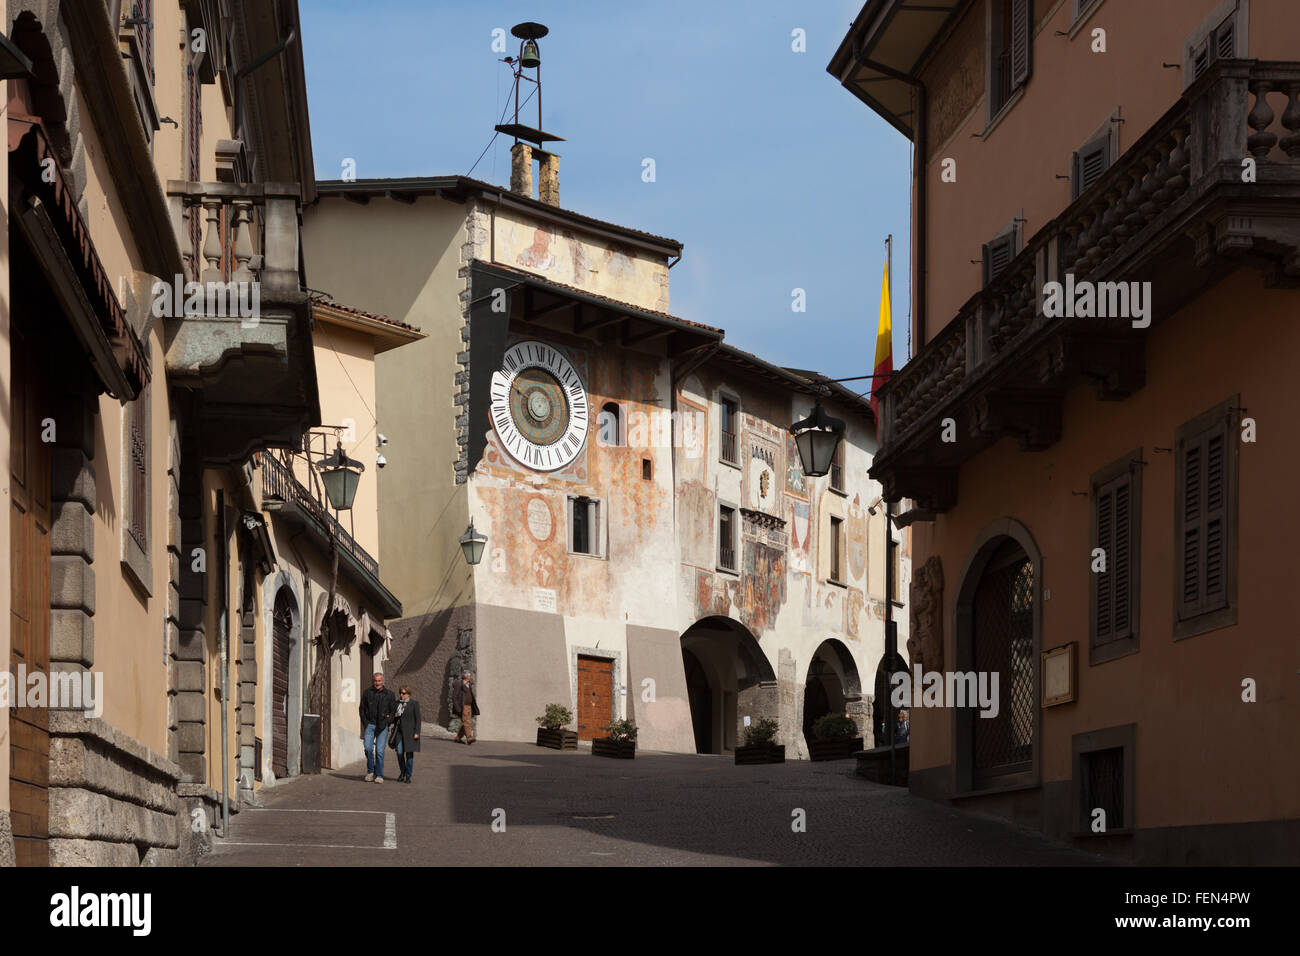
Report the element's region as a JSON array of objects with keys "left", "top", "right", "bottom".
[{"left": 216, "top": 490, "right": 230, "bottom": 836}]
